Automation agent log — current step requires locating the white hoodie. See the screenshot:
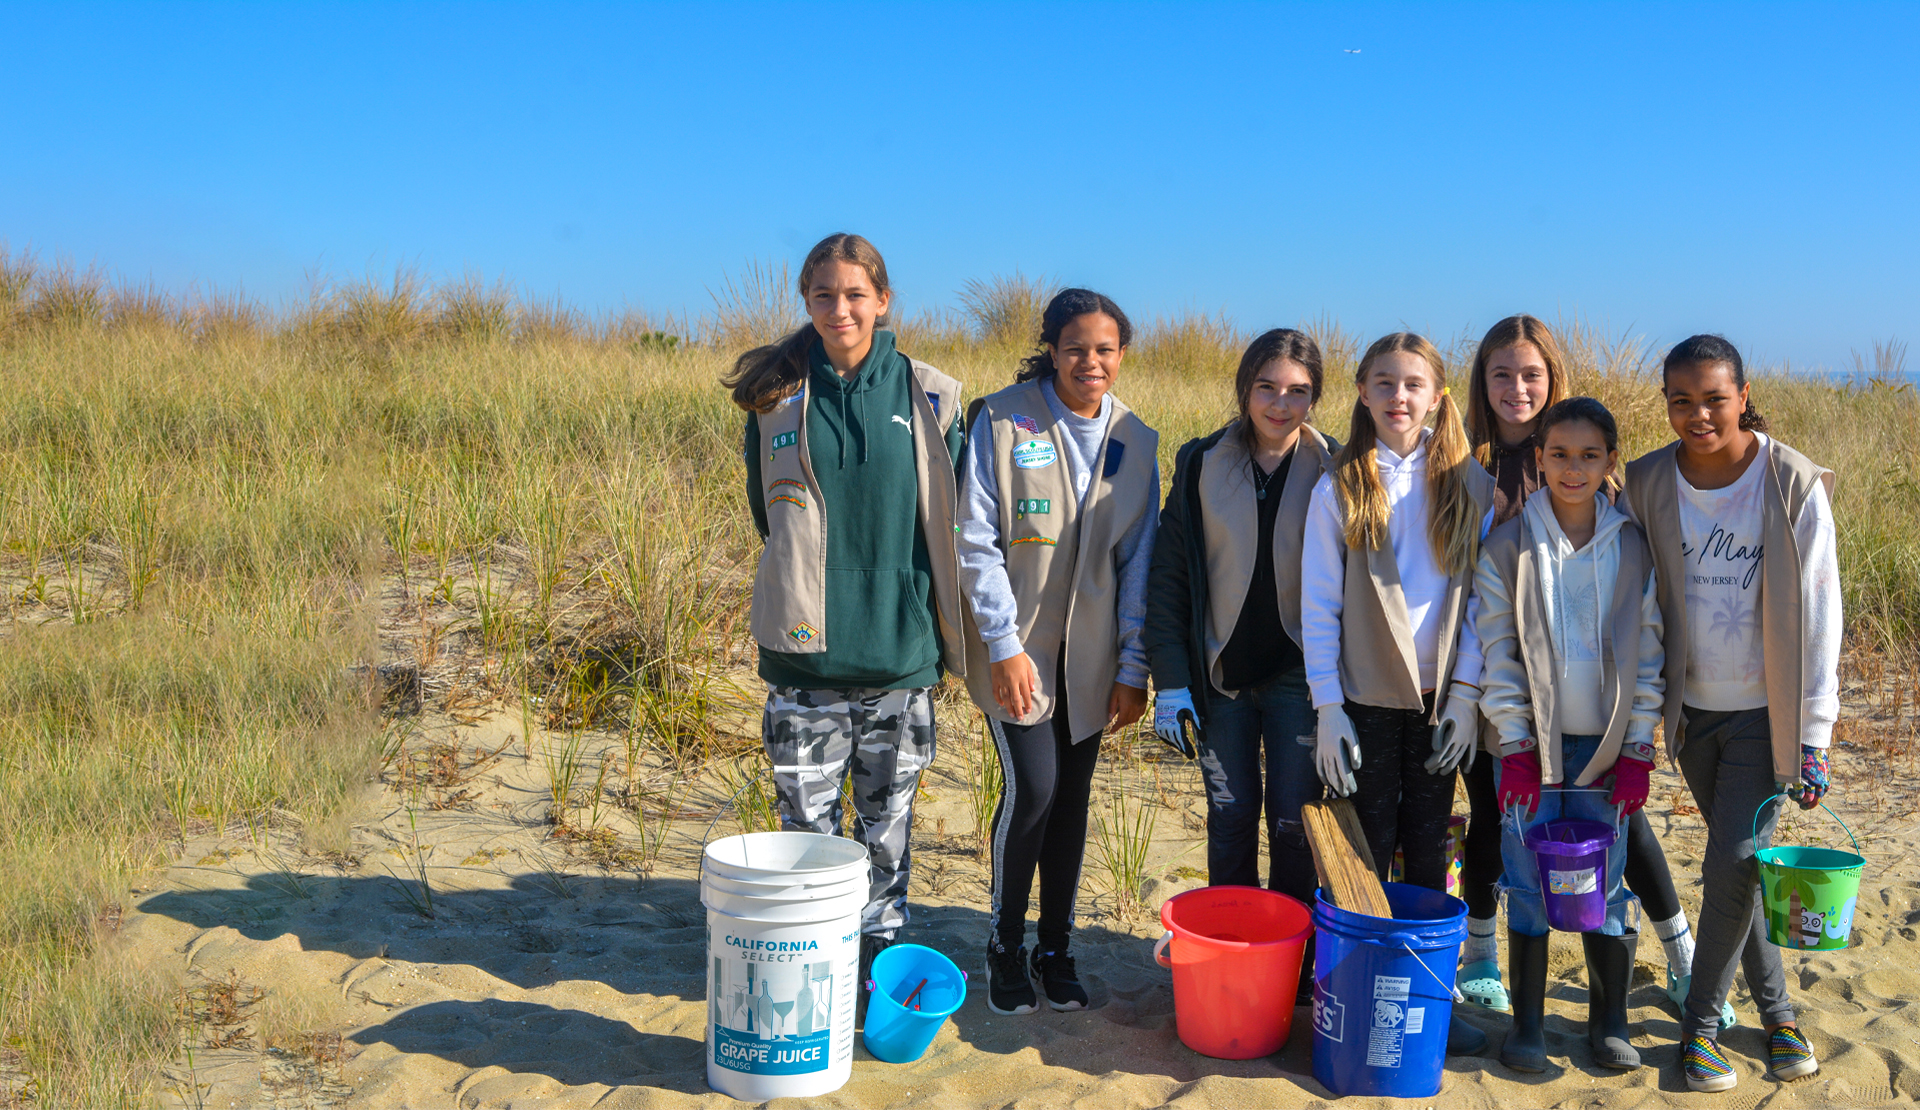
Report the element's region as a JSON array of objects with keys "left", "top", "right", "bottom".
[{"left": 1476, "top": 489, "right": 1664, "bottom": 770}]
